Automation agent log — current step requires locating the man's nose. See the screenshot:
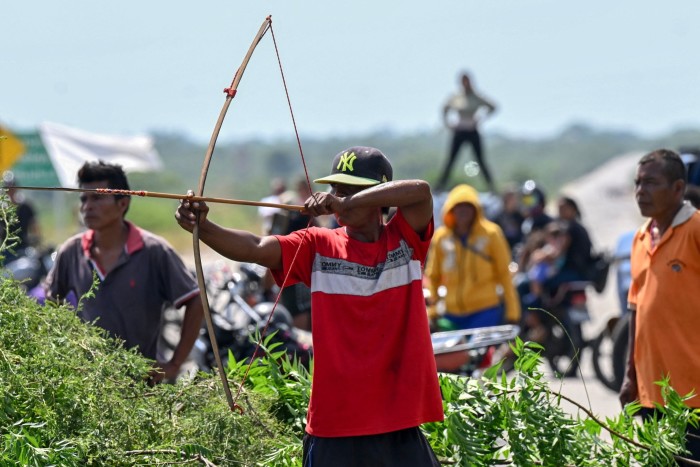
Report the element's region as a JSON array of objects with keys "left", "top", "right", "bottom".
[{"left": 80, "top": 197, "right": 99, "bottom": 209}]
